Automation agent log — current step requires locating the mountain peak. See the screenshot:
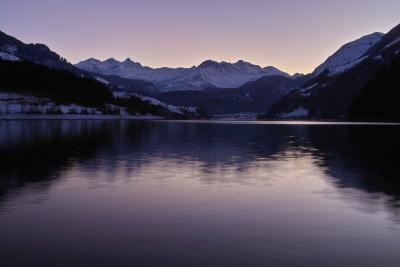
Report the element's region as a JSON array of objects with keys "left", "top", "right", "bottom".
[
  {"left": 85, "top": 58, "right": 101, "bottom": 63},
  {"left": 234, "top": 60, "right": 255, "bottom": 67},
  {"left": 198, "top": 60, "right": 220, "bottom": 68},
  {"left": 312, "top": 32, "right": 384, "bottom": 77},
  {"left": 75, "top": 57, "right": 290, "bottom": 90},
  {"left": 123, "top": 57, "right": 142, "bottom": 67},
  {"left": 235, "top": 60, "right": 248, "bottom": 65},
  {"left": 104, "top": 58, "right": 119, "bottom": 63}
]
